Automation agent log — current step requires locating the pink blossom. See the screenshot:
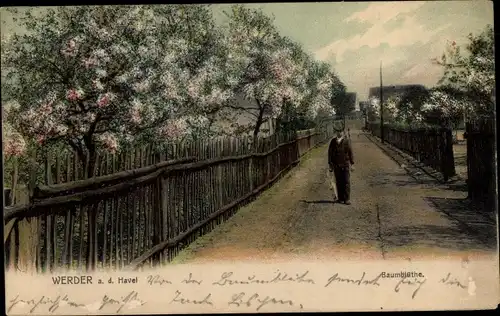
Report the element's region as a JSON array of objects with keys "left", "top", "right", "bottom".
[
  {"left": 270, "top": 63, "right": 286, "bottom": 82},
  {"left": 3, "top": 132, "right": 26, "bottom": 157},
  {"left": 98, "top": 132, "right": 119, "bottom": 154},
  {"left": 66, "top": 89, "right": 83, "bottom": 101},
  {"left": 160, "top": 119, "right": 188, "bottom": 139},
  {"left": 36, "top": 134, "right": 45, "bottom": 145},
  {"left": 97, "top": 94, "right": 110, "bottom": 108},
  {"left": 78, "top": 124, "right": 88, "bottom": 133},
  {"left": 130, "top": 100, "right": 143, "bottom": 125},
  {"left": 40, "top": 101, "right": 54, "bottom": 115}
]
